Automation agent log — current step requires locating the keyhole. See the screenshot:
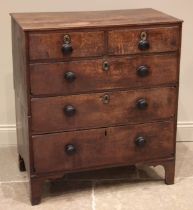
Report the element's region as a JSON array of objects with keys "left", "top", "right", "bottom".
[
  {"left": 140, "top": 31, "right": 147, "bottom": 40},
  {"left": 64, "top": 34, "right": 71, "bottom": 44},
  {"left": 104, "top": 130, "right": 107, "bottom": 136},
  {"left": 103, "top": 61, "right": 110, "bottom": 71},
  {"left": 102, "top": 94, "right": 110, "bottom": 104}
]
